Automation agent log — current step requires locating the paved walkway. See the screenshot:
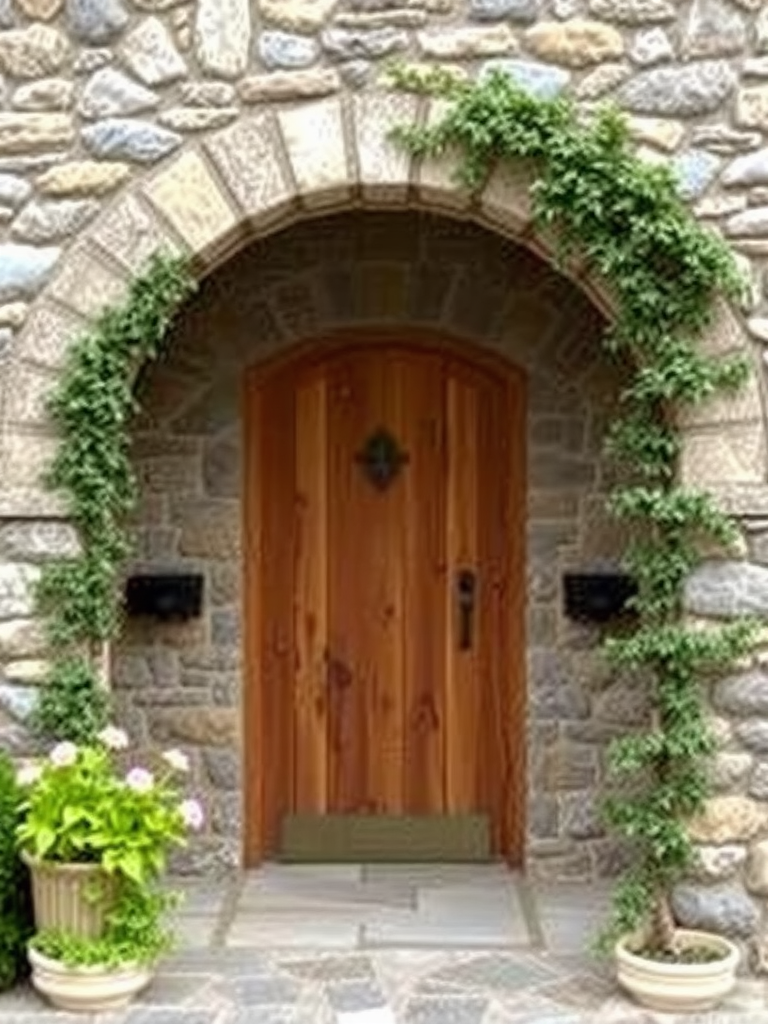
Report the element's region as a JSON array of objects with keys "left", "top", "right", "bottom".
[{"left": 1, "top": 865, "right": 766, "bottom": 1023}]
